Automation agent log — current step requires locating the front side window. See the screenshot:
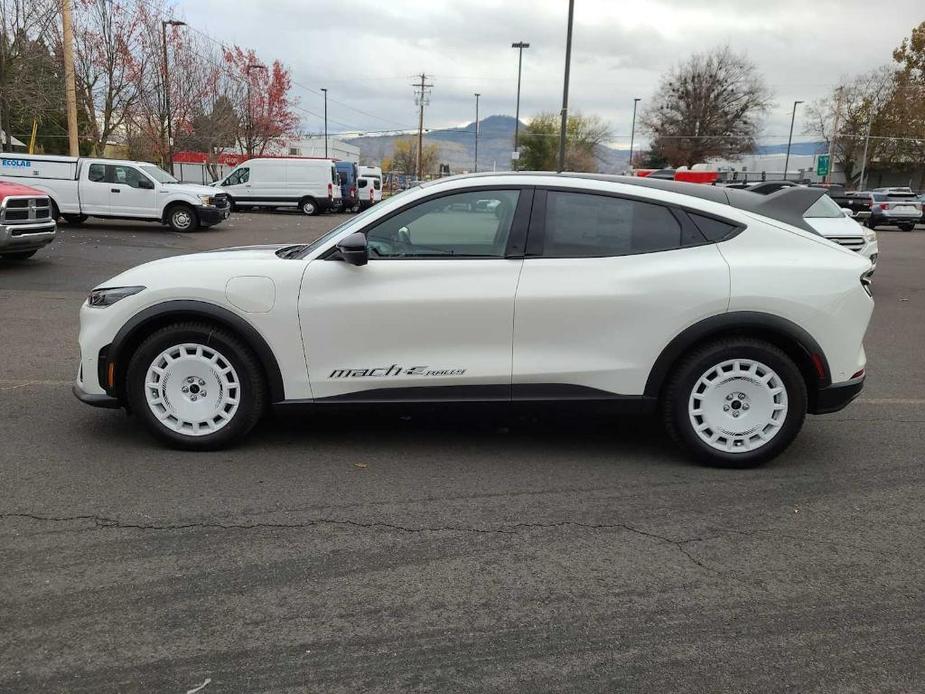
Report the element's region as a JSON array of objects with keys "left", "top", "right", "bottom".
[
  {"left": 224, "top": 168, "right": 249, "bottom": 185},
  {"left": 541, "top": 191, "right": 689, "bottom": 257},
  {"left": 366, "top": 190, "right": 520, "bottom": 258},
  {"left": 111, "top": 165, "right": 150, "bottom": 189}
]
